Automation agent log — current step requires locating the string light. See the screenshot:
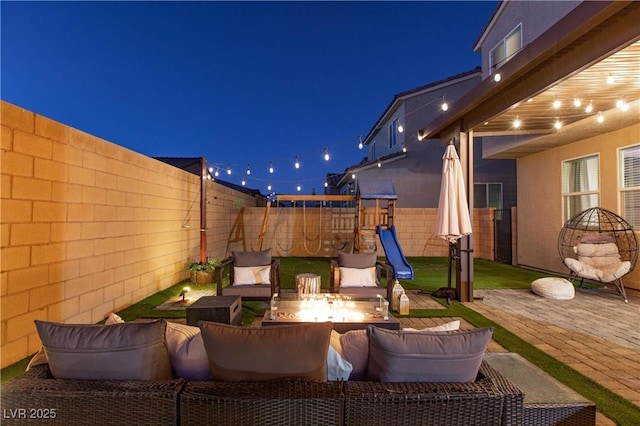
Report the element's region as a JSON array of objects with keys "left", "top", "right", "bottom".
[
  {"left": 214, "top": 169, "right": 219, "bottom": 177},
  {"left": 573, "top": 98, "right": 582, "bottom": 107},
  {"left": 241, "top": 179, "right": 246, "bottom": 186},
  {"left": 402, "top": 144, "right": 407, "bottom": 153},
  {"left": 493, "top": 72, "right": 501, "bottom": 82},
  {"left": 324, "top": 181, "right": 328, "bottom": 188},
  {"left": 616, "top": 100, "right": 629, "bottom": 111},
  {"left": 323, "top": 147, "right": 330, "bottom": 161},
  {"left": 441, "top": 101, "right": 449, "bottom": 111},
  {"left": 351, "top": 173, "right": 356, "bottom": 179},
  {"left": 358, "top": 135, "right": 363, "bottom": 150},
  {"left": 606, "top": 74, "right": 615, "bottom": 84},
  {"left": 554, "top": 119, "right": 562, "bottom": 130},
  {"left": 296, "top": 182, "right": 301, "bottom": 192},
  {"left": 596, "top": 113, "right": 604, "bottom": 123},
  {"left": 585, "top": 102, "right": 593, "bottom": 113},
  {"left": 397, "top": 122, "right": 404, "bottom": 133},
  {"left": 294, "top": 156, "right": 300, "bottom": 169},
  {"left": 267, "top": 182, "right": 272, "bottom": 191},
  {"left": 417, "top": 130, "right": 425, "bottom": 141},
  {"left": 208, "top": 167, "right": 214, "bottom": 174},
  {"left": 512, "top": 117, "right": 522, "bottom": 129},
  {"left": 269, "top": 161, "right": 274, "bottom": 174},
  {"left": 226, "top": 164, "right": 232, "bottom": 175},
  {"left": 553, "top": 99, "right": 562, "bottom": 109},
  {"left": 246, "top": 164, "right": 251, "bottom": 175}
]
